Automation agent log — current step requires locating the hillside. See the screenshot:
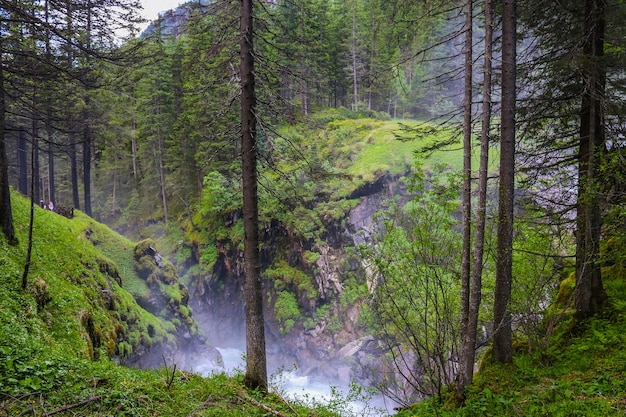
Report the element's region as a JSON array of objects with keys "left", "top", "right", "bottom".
[{"left": 0, "top": 192, "right": 342, "bottom": 416}]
